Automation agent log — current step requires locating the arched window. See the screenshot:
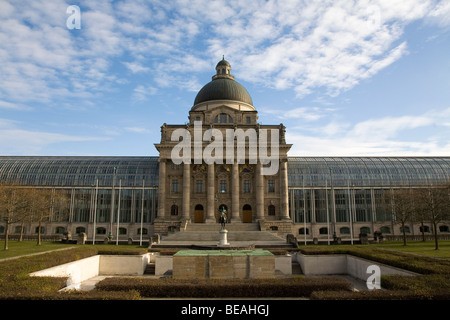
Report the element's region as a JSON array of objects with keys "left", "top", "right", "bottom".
[
  {"left": 299, "top": 228, "right": 309, "bottom": 235},
  {"left": 138, "top": 228, "right": 148, "bottom": 235},
  {"left": 14, "top": 226, "right": 25, "bottom": 234},
  {"left": 76, "top": 227, "right": 86, "bottom": 234},
  {"left": 214, "top": 113, "right": 233, "bottom": 124},
  {"left": 340, "top": 227, "right": 350, "bottom": 234},
  {"left": 118, "top": 227, "right": 127, "bottom": 235},
  {"left": 268, "top": 205, "right": 276, "bottom": 216},
  {"left": 171, "top": 205, "right": 179, "bottom": 216},
  {"left": 96, "top": 227, "right": 106, "bottom": 235},
  {"left": 439, "top": 225, "right": 449, "bottom": 233},
  {"left": 400, "top": 226, "right": 410, "bottom": 233},
  {"left": 195, "top": 204, "right": 203, "bottom": 210},
  {"left": 380, "top": 226, "right": 391, "bottom": 234},
  {"left": 35, "top": 226, "right": 45, "bottom": 234},
  {"left": 360, "top": 227, "right": 370, "bottom": 234},
  {"left": 319, "top": 227, "right": 328, "bottom": 235},
  {"left": 0, "top": 226, "right": 4, "bottom": 234},
  {"left": 55, "top": 227, "right": 66, "bottom": 234},
  {"left": 420, "top": 226, "right": 430, "bottom": 233}
]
